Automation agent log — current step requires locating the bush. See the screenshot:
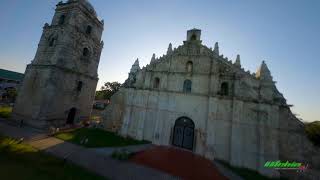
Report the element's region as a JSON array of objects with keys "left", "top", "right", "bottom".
[
  {"left": 0, "top": 106, "right": 12, "bottom": 118},
  {"left": 111, "top": 149, "right": 133, "bottom": 161},
  {"left": 305, "top": 121, "right": 320, "bottom": 146}
]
